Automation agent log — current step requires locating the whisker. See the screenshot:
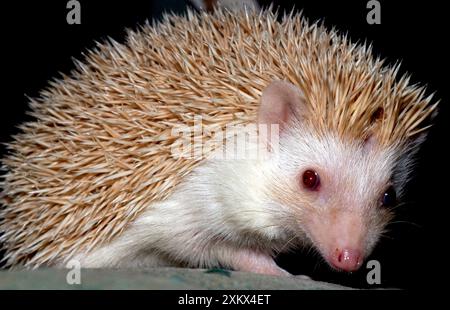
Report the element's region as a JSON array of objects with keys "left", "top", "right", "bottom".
[
  {"left": 388, "top": 202, "right": 410, "bottom": 212},
  {"left": 277, "top": 235, "right": 298, "bottom": 254},
  {"left": 386, "top": 220, "right": 421, "bottom": 229},
  {"left": 378, "top": 233, "right": 394, "bottom": 240}
]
